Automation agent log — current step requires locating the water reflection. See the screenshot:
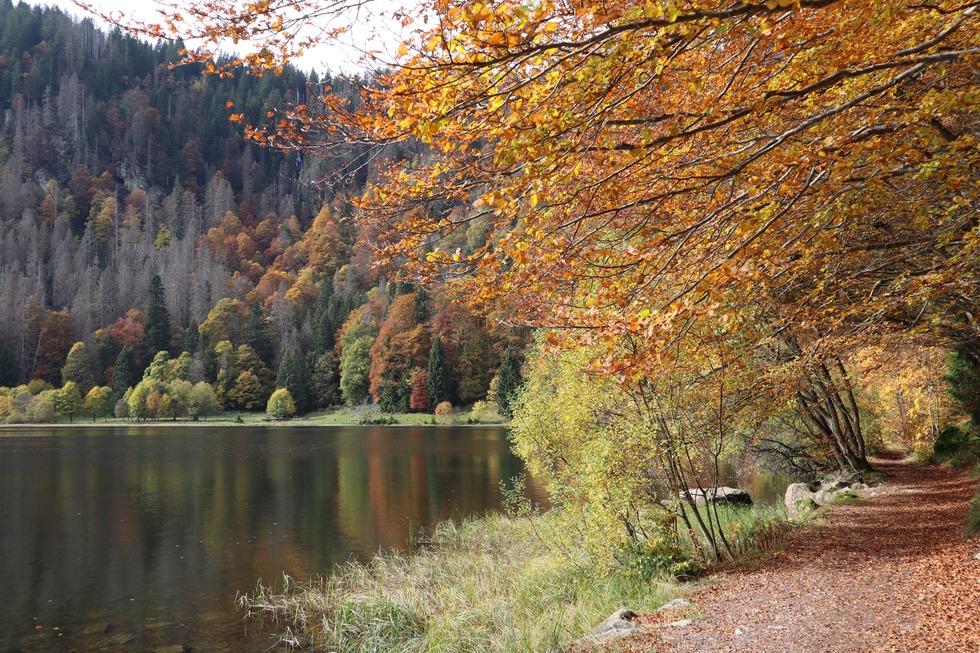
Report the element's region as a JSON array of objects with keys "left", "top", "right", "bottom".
[{"left": 0, "top": 425, "right": 543, "bottom": 651}]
